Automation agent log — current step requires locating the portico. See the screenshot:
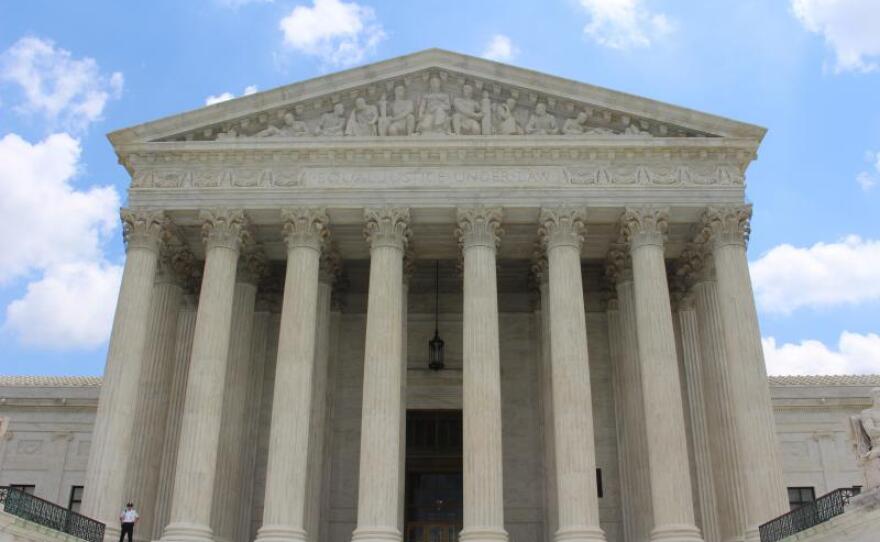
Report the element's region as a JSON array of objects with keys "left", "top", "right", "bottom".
[{"left": 80, "top": 50, "right": 789, "bottom": 542}]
